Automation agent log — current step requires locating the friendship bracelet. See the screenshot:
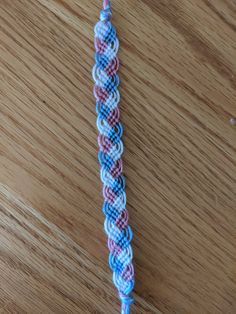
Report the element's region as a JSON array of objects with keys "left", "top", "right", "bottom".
[{"left": 92, "top": 1, "right": 135, "bottom": 313}]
